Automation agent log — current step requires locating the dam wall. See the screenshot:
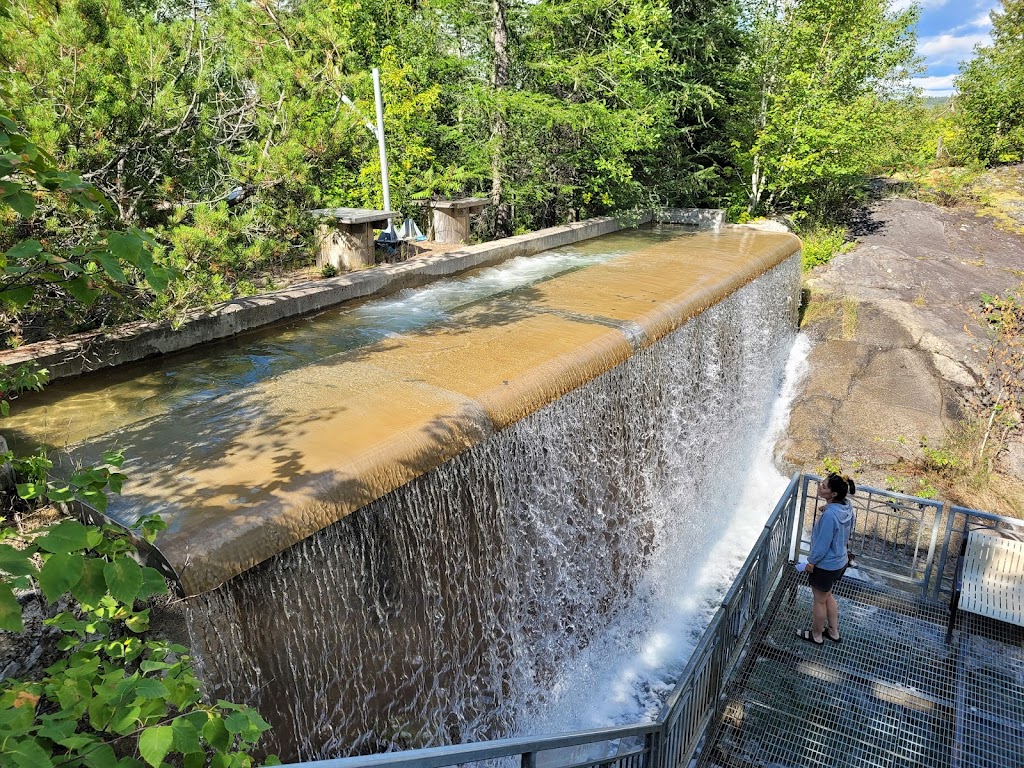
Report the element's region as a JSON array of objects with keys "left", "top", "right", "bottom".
[
  {"left": 51, "top": 227, "right": 800, "bottom": 596},
  {"left": 182, "top": 250, "right": 803, "bottom": 762}
]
